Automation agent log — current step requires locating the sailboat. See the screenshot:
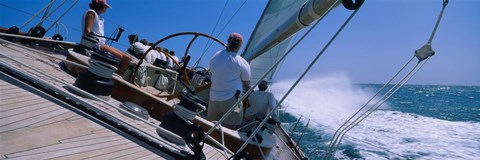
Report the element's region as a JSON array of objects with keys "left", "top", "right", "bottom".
[
  {"left": 1, "top": 1, "right": 359, "bottom": 159},
  {"left": 1, "top": 0, "right": 452, "bottom": 159}
]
